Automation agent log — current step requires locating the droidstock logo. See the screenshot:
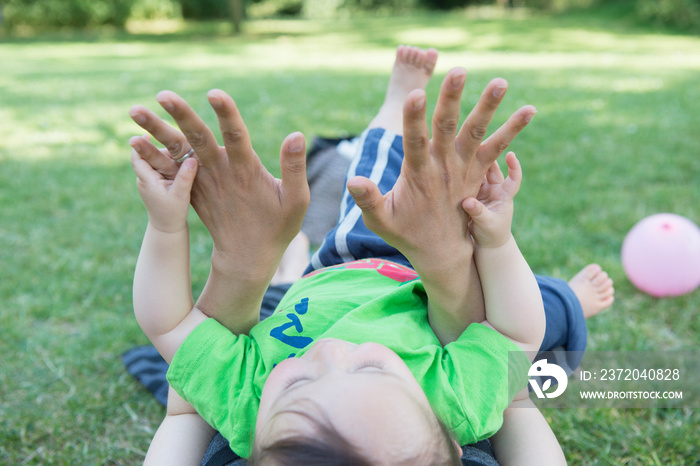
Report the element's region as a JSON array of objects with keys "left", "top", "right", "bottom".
[{"left": 528, "top": 359, "right": 568, "bottom": 399}]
